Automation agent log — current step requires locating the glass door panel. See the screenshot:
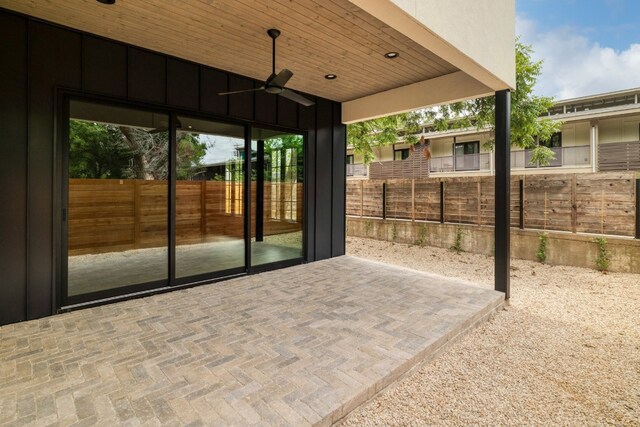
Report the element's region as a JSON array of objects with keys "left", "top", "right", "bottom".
[
  {"left": 251, "top": 128, "right": 304, "bottom": 266},
  {"left": 175, "top": 117, "right": 246, "bottom": 279},
  {"left": 67, "top": 100, "right": 169, "bottom": 297}
]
